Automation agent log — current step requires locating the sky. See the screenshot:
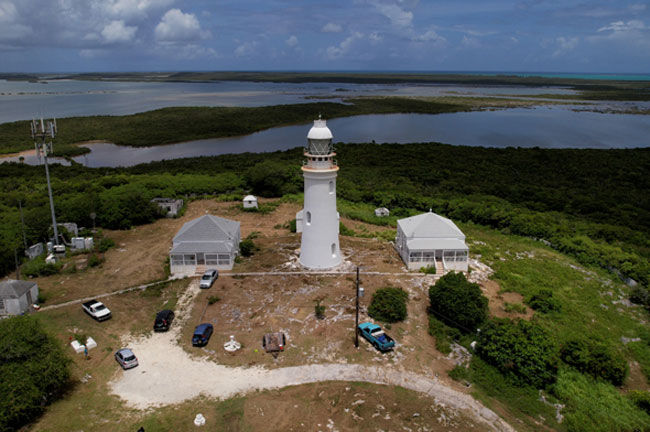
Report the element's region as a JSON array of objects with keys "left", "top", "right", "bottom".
[{"left": 0, "top": 0, "right": 649, "bottom": 73}]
